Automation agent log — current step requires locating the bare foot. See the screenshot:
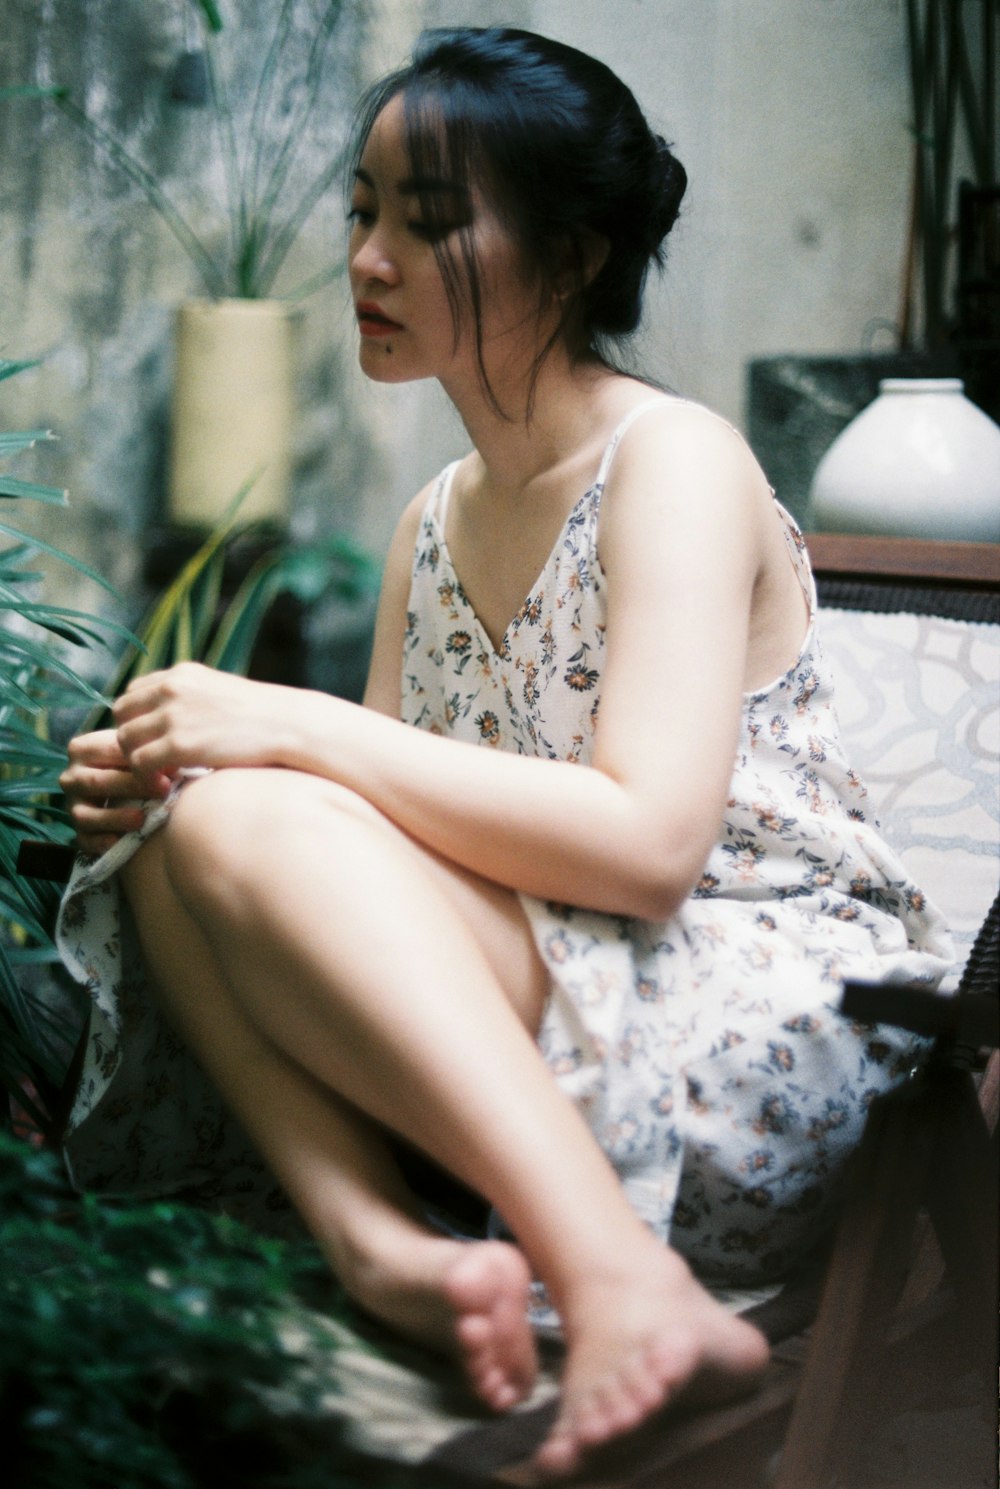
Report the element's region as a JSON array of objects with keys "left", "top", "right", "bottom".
[
  {"left": 531, "top": 1244, "right": 770, "bottom": 1478},
  {"left": 445, "top": 1242, "right": 539, "bottom": 1411},
  {"left": 345, "top": 1229, "right": 538, "bottom": 1412}
]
